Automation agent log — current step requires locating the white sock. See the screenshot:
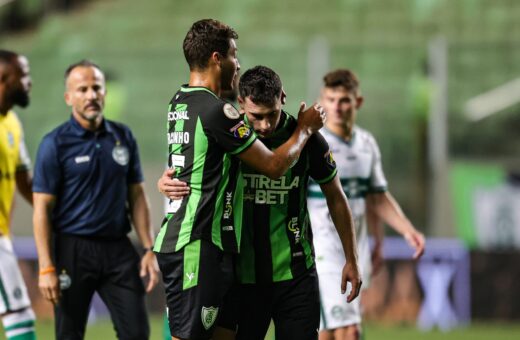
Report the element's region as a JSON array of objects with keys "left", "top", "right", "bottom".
[{"left": 2, "top": 308, "right": 36, "bottom": 340}]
